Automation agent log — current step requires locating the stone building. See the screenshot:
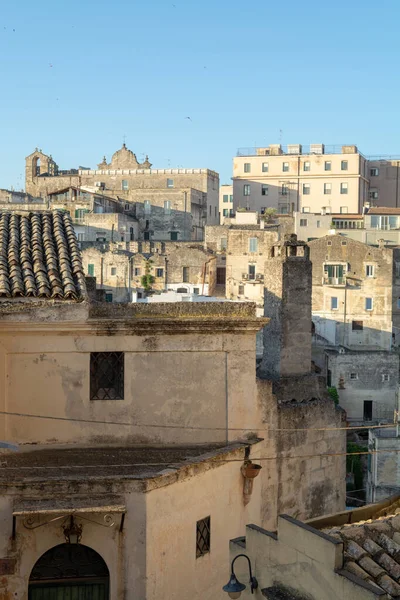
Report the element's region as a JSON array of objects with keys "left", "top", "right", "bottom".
[
  {"left": 25, "top": 144, "right": 220, "bottom": 239},
  {"left": 233, "top": 142, "right": 400, "bottom": 216},
  {"left": 0, "top": 211, "right": 345, "bottom": 599},
  {"left": 81, "top": 241, "right": 217, "bottom": 303},
  {"left": 367, "top": 427, "right": 400, "bottom": 502},
  {"left": 227, "top": 495, "right": 400, "bottom": 599},
  {"left": 308, "top": 235, "right": 399, "bottom": 423},
  {"left": 233, "top": 143, "right": 368, "bottom": 215}
]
